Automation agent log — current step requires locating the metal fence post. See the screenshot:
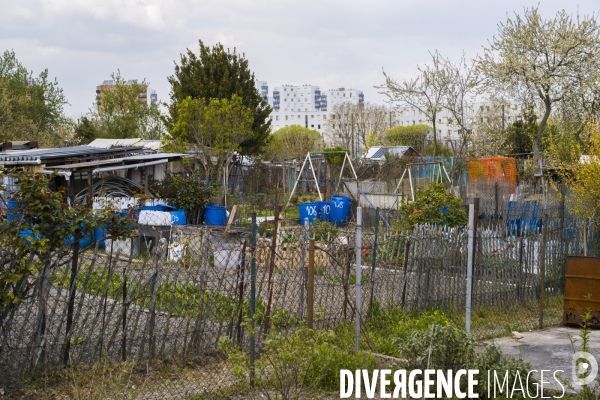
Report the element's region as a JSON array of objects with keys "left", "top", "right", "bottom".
[
  {"left": 368, "top": 208, "right": 379, "bottom": 317},
  {"left": 539, "top": 214, "right": 548, "bottom": 329},
  {"left": 307, "top": 238, "right": 315, "bottom": 329},
  {"left": 250, "top": 213, "right": 257, "bottom": 387},
  {"left": 355, "top": 207, "right": 362, "bottom": 351},
  {"left": 466, "top": 203, "right": 475, "bottom": 334}
]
